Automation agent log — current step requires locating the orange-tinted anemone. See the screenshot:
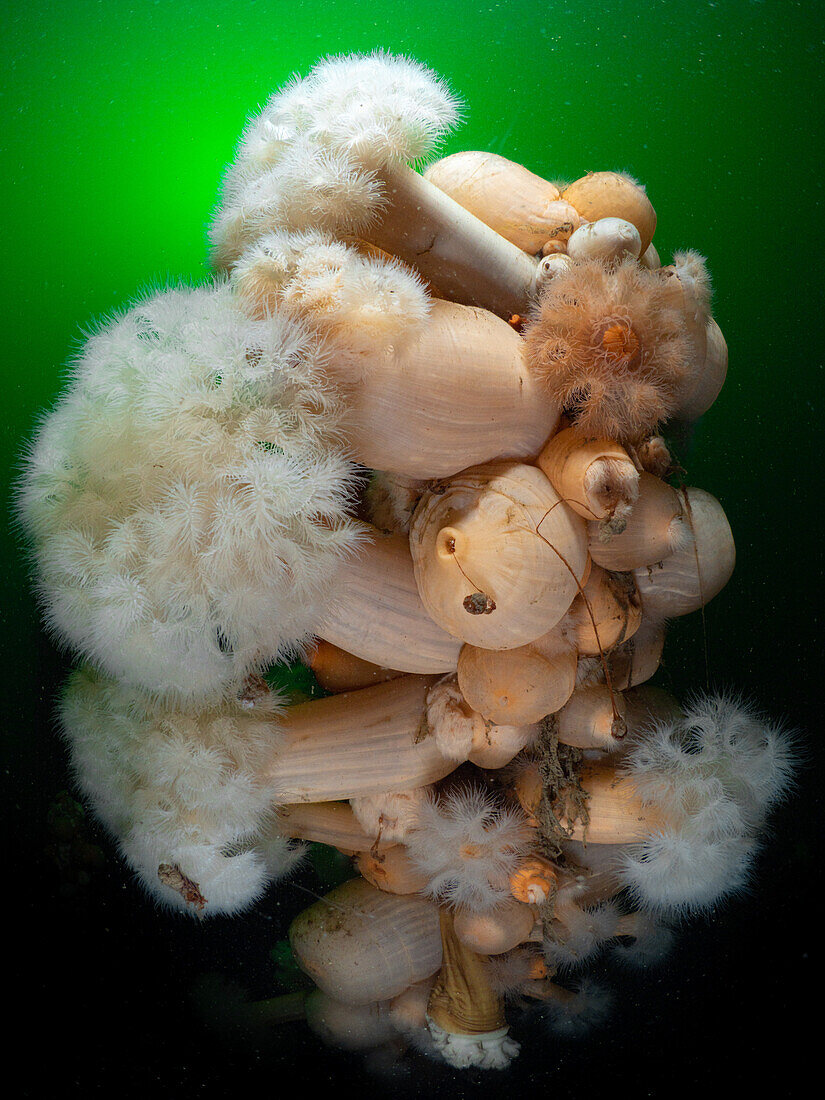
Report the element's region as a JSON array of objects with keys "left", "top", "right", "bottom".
[
  {"left": 510, "top": 855, "right": 558, "bottom": 904},
  {"left": 524, "top": 258, "right": 701, "bottom": 443}
]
